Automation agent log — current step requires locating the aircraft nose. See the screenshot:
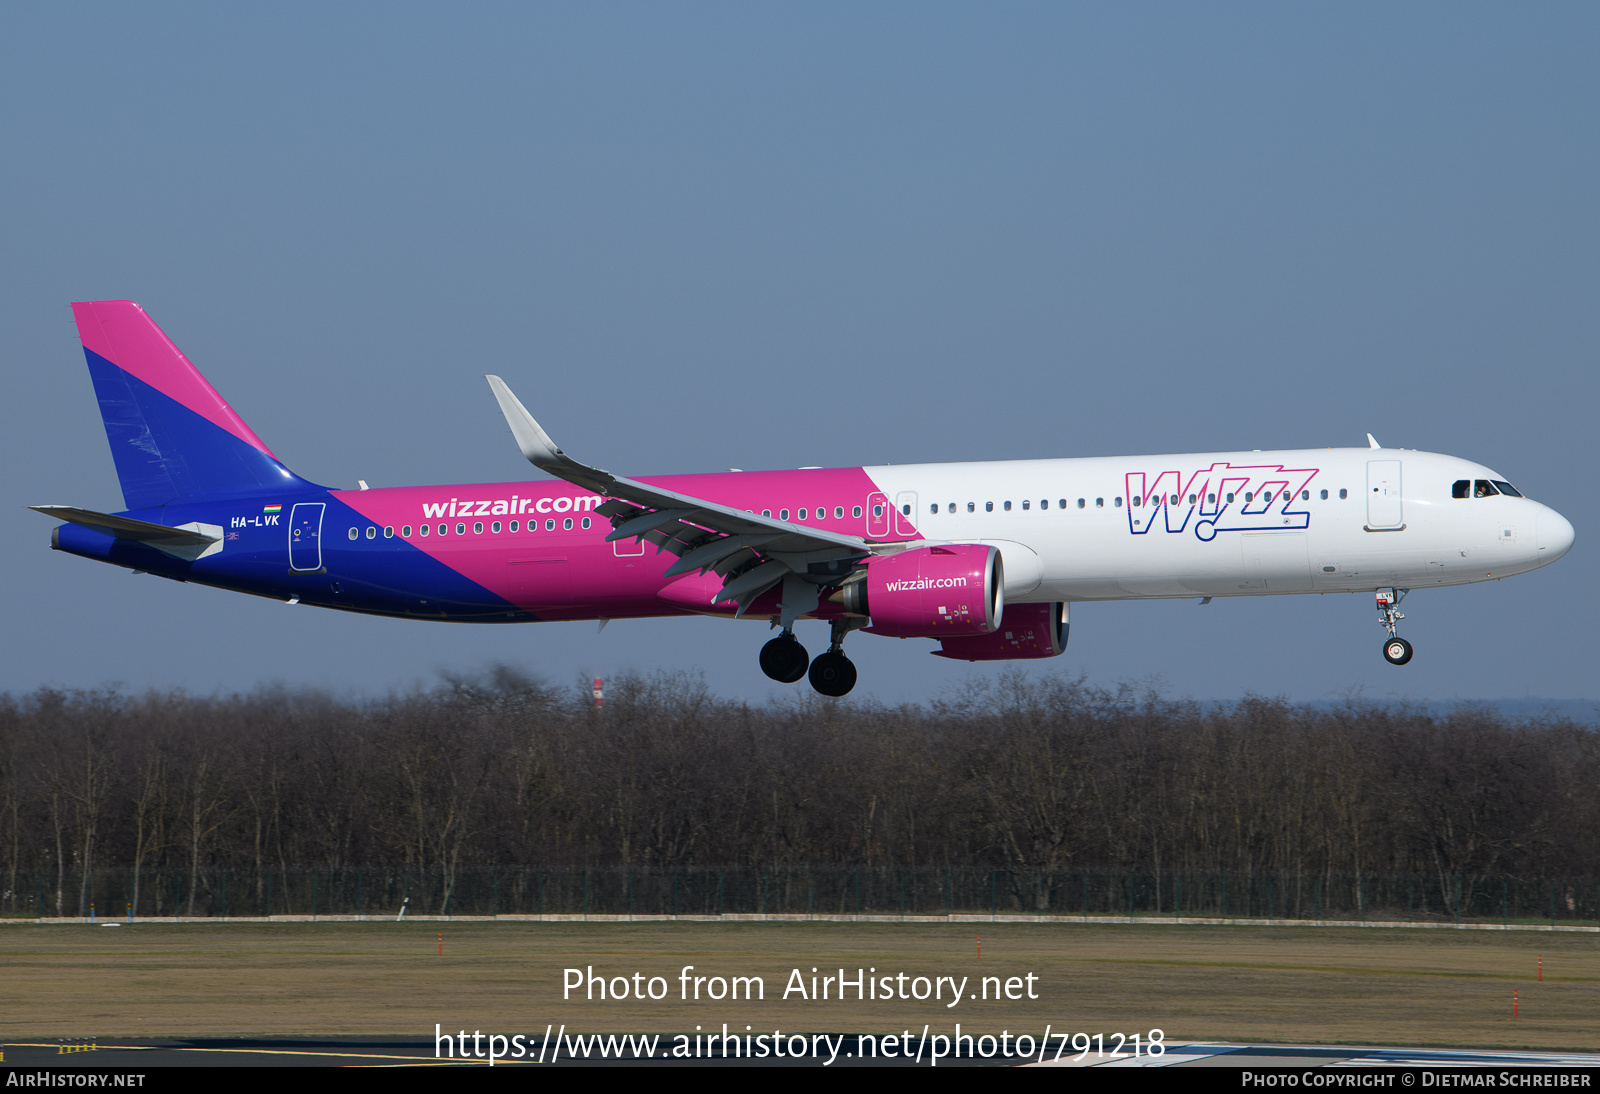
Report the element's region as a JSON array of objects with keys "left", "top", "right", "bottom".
[{"left": 1536, "top": 505, "right": 1575, "bottom": 561}]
